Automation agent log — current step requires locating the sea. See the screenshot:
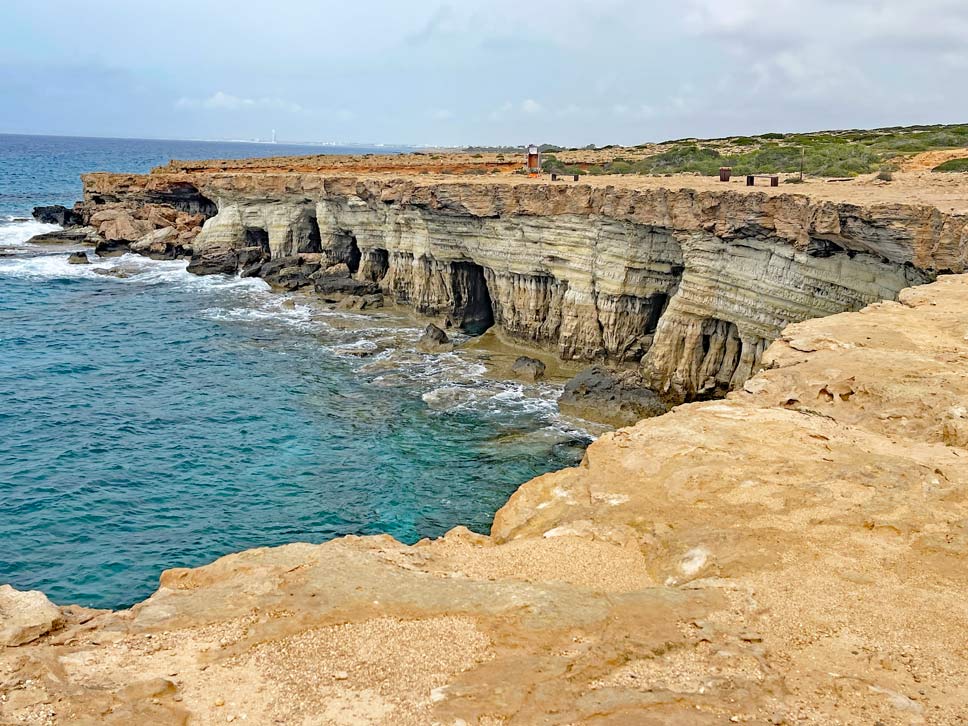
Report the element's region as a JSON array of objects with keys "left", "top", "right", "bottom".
[{"left": 0, "top": 134, "right": 589, "bottom": 609}]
